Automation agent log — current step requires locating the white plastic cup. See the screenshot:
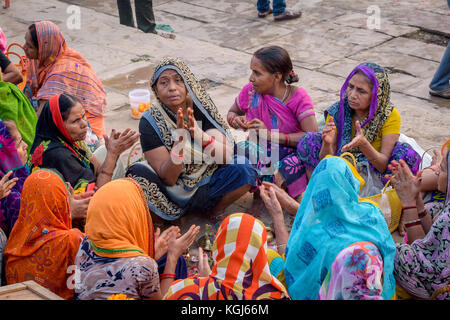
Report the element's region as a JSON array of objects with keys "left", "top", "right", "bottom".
[{"left": 129, "top": 89, "right": 151, "bottom": 119}]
